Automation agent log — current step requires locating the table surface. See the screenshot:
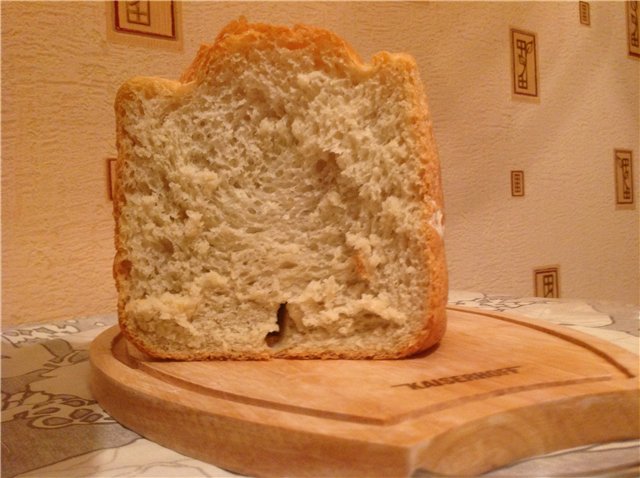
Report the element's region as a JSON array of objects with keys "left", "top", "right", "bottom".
[{"left": 2, "top": 290, "right": 639, "bottom": 478}]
